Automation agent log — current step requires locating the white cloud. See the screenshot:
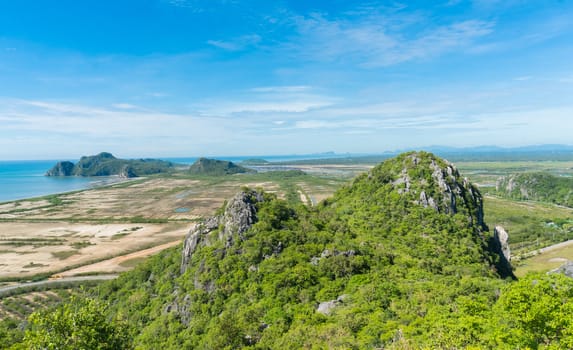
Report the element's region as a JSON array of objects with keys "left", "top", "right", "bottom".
[
  {"left": 250, "top": 86, "right": 312, "bottom": 93},
  {"left": 198, "top": 87, "right": 336, "bottom": 115},
  {"left": 287, "top": 13, "right": 494, "bottom": 67},
  {"left": 0, "top": 99, "right": 232, "bottom": 140},
  {"left": 207, "top": 34, "right": 261, "bottom": 51},
  {"left": 203, "top": 100, "right": 332, "bottom": 114},
  {"left": 514, "top": 76, "right": 532, "bottom": 81},
  {"left": 112, "top": 103, "right": 138, "bottom": 110}
]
